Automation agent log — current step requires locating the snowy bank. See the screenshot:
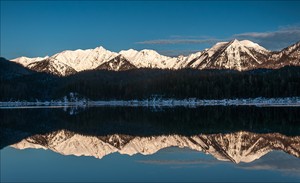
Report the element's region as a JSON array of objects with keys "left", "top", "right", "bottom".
[{"left": 1, "top": 97, "right": 300, "bottom": 108}]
